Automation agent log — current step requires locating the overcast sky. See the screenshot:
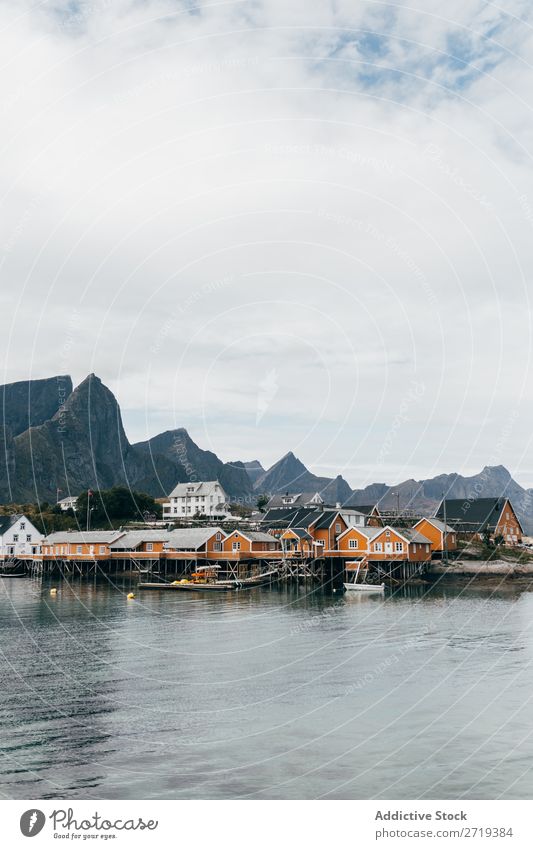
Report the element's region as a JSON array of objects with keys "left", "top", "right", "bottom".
[{"left": 1, "top": 0, "right": 533, "bottom": 488}]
